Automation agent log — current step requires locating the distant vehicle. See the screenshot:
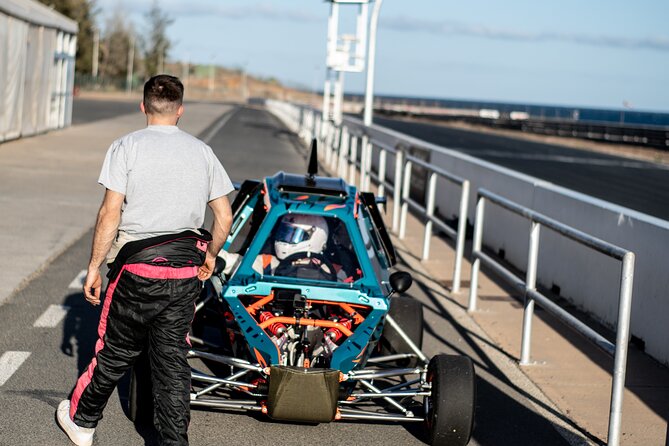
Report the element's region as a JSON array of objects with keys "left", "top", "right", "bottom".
[
  {"left": 128, "top": 142, "right": 476, "bottom": 446},
  {"left": 478, "top": 108, "right": 500, "bottom": 119},
  {"left": 510, "top": 111, "right": 530, "bottom": 120}
]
